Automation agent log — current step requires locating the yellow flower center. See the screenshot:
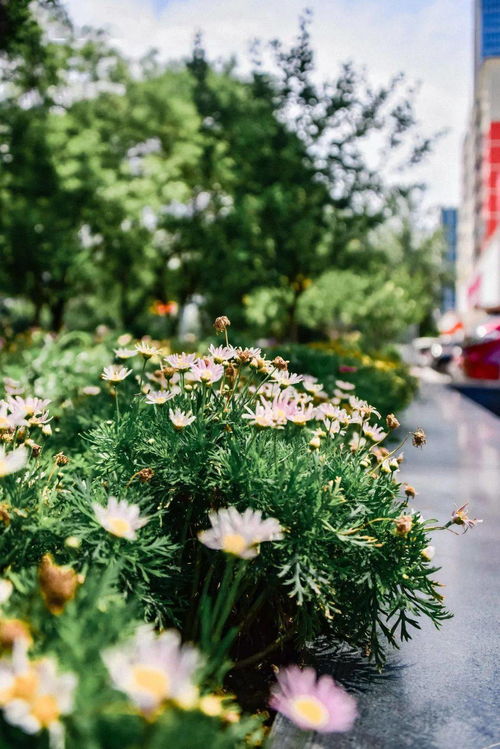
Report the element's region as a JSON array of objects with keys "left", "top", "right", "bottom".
[
  {"left": 0, "top": 459, "right": 8, "bottom": 477},
  {"left": 132, "top": 665, "right": 170, "bottom": 701},
  {"left": 31, "top": 694, "right": 60, "bottom": 727},
  {"left": 11, "top": 671, "right": 40, "bottom": 701},
  {"left": 107, "top": 517, "right": 132, "bottom": 538},
  {"left": 291, "top": 695, "right": 329, "bottom": 728},
  {"left": 221, "top": 533, "right": 248, "bottom": 557}
]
